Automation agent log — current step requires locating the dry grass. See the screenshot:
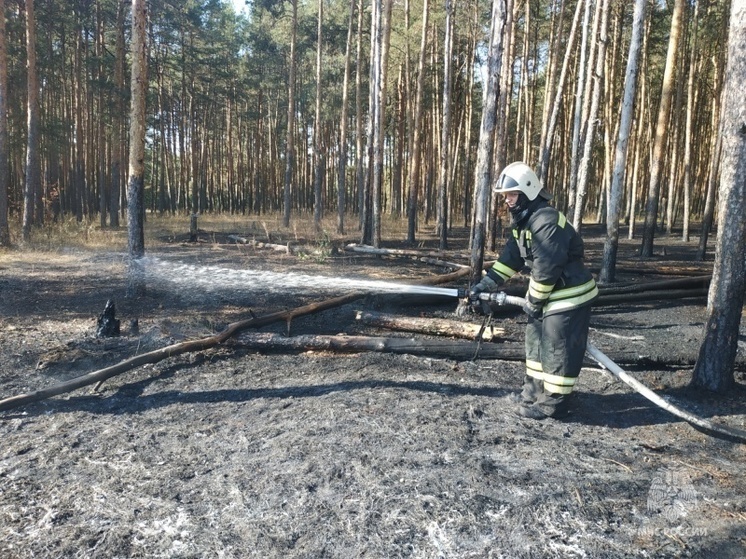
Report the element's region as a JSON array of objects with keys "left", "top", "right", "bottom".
[{"left": 2, "top": 211, "right": 449, "bottom": 257}]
